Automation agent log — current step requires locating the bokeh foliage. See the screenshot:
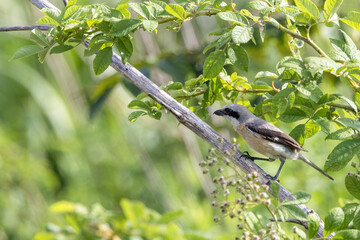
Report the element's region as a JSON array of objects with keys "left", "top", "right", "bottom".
[{"left": 1, "top": 0, "right": 360, "bottom": 239}]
